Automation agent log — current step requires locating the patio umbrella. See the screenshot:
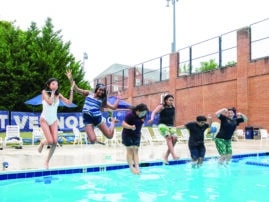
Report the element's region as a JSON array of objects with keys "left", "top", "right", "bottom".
[
  {"left": 24, "top": 94, "right": 77, "bottom": 108},
  {"left": 107, "top": 96, "right": 132, "bottom": 109}
]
